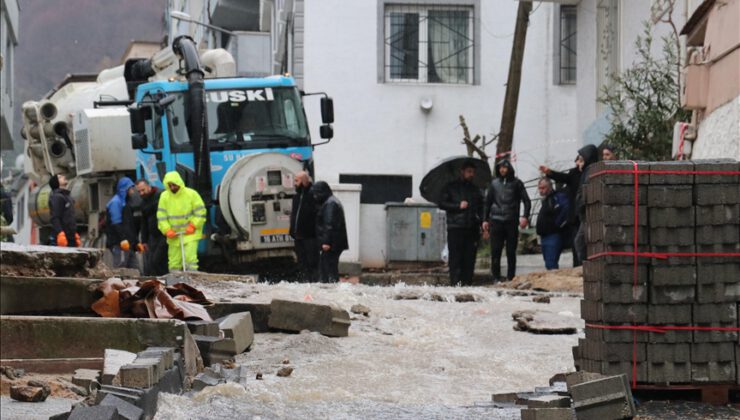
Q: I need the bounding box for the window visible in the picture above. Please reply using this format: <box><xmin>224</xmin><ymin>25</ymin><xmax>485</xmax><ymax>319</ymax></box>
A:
<box><xmin>558</xmin><ymin>6</ymin><xmax>577</xmax><ymax>84</ymax></box>
<box><xmin>339</xmin><ymin>174</ymin><xmax>412</xmax><ymax>204</ymax></box>
<box><xmin>383</xmin><ymin>4</ymin><xmax>475</xmax><ymax>84</ymax></box>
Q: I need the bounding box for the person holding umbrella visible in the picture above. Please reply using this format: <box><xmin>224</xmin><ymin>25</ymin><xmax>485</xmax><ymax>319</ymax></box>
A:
<box><xmin>438</xmin><ymin>160</ymin><xmax>485</xmax><ymax>286</ymax></box>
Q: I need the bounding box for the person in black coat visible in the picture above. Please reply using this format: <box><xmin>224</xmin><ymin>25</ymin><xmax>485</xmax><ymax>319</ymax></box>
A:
<box><xmin>136</xmin><ymin>179</ymin><xmax>168</xmax><ymax>276</ymax></box>
<box><xmin>48</xmin><ymin>174</ymin><xmax>79</xmax><ymax>247</ymax></box>
<box><xmin>0</xmin><ymin>185</ymin><xmax>14</xmax><ymax>242</ymax></box>
<box><xmin>482</xmin><ymin>159</ymin><xmax>531</xmax><ymax>282</ymax></box>
<box><xmin>312</xmin><ymin>181</ymin><xmax>348</xmax><ymax>283</ymax></box>
<box><xmin>439</xmin><ymin>161</ymin><xmax>484</xmax><ymax>286</ymax></box>
<box><xmin>536</xmin><ymin>178</ymin><xmax>564</xmax><ymax>270</ymax></box>
<box><xmin>538</xmin><ymin>144</ymin><xmax>599</xmax><ymax>266</ymax></box>
<box><xmin>290</xmin><ymin>171</ymin><xmax>319</xmax><ymax>282</ymax></box>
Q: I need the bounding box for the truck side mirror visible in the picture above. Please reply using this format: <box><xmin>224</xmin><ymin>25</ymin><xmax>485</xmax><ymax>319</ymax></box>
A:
<box><xmin>320</xmin><ymin>97</ymin><xmax>334</xmax><ymax>124</ymax></box>
<box><xmin>131</xmin><ymin>133</ymin><xmax>148</xmax><ymax>149</ymax></box>
<box><xmin>319</xmin><ymin>124</ymin><xmax>333</xmax><ymax>140</ymax></box>
<box><xmin>129</xmin><ymin>106</ymin><xmax>150</xmax><ymax>149</ymax></box>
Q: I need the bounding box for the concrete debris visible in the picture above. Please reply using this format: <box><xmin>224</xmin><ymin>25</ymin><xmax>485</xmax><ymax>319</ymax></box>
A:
<box><xmin>0</xmin><ymin>365</ymin><xmax>24</xmax><ymax>379</ymax></box>
<box><xmin>98</xmin><ymin>394</ymin><xmax>144</xmax><ymax>420</ymax></box>
<box><xmin>72</xmin><ymin>368</ymin><xmax>101</xmax><ymax>391</ymax></box>
<box><xmin>10</xmin><ymin>384</ymin><xmax>50</xmax><ymax>402</ymax></box>
<box><xmin>68</xmin><ymin>405</ymin><xmax>119</xmax><ymax>420</ymax></box>
<box><xmin>0</xmin><ymin>243</ymin><xmax>105</xmax><ymax>278</ymax></box>
<box><xmin>268</xmin><ymin>299</ymin><xmax>351</xmax><ymax>337</ymax></box>
<box><xmin>276</xmin><ymin>367</ymin><xmax>294</xmax><ymax>377</ymax></box>
<box><xmin>350</xmin><ymin>304</ymin><xmax>371</xmax><ymax>316</ymax></box>
<box><xmin>206</xmin><ymin>302</ymin><xmax>271</xmax><ymax>333</ymax></box>
<box><xmin>533</xmin><ymin>296</ymin><xmax>551</xmax><ymax>304</ymax></box>
<box><xmin>454</xmin><ymin>293</ymin><xmax>477</xmax><ymax>302</ymax></box>
<box><xmin>103</xmin><ymin>349</ymin><xmax>137</xmax><ymax>385</ymax></box>
<box><xmin>218</xmin><ymin>312</ymin><xmax>255</xmax><ymax>354</ymax></box>
<box><xmin>186</xmin><ymin>320</ymin><xmax>221</xmax><ymax>337</ymax></box>
<box><xmin>512</xmin><ymin>310</ymin><xmax>581</xmax><ymax>335</ymax></box>
<box><xmin>570</xmin><ymin>374</ymin><xmax>635</xmax><ymax>419</ymax></box>
<box><xmin>520</xmin><ymin>408</ymin><xmax>575</xmax><ymax>420</ymax></box>
<box><xmin>57</xmin><ymin>377</ymin><xmax>89</xmax><ymax>397</ymax></box>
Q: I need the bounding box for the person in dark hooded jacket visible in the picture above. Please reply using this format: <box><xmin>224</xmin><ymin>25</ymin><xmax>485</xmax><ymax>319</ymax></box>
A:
<box><xmin>106</xmin><ymin>177</ymin><xmax>140</xmax><ymax>270</ymax></box>
<box><xmin>482</xmin><ymin>160</ymin><xmax>531</xmax><ymax>282</ymax></box>
<box><xmin>538</xmin><ymin>144</ymin><xmax>599</xmax><ymax>266</ymax></box>
<box><xmin>312</xmin><ymin>181</ymin><xmax>348</xmax><ymax>283</ymax></box>
<box><xmin>572</xmin><ymin>144</ymin><xmax>599</xmax><ymax>263</ymax></box>
<box><xmin>136</xmin><ymin>179</ymin><xmax>168</xmax><ymax>276</ymax></box>
<box><xmin>290</xmin><ymin>171</ymin><xmax>319</xmax><ymax>282</ymax></box>
<box><xmin>48</xmin><ymin>174</ymin><xmax>79</xmax><ymax>247</ymax></box>
<box><xmin>439</xmin><ymin>160</ymin><xmax>484</xmax><ymax>286</ymax></box>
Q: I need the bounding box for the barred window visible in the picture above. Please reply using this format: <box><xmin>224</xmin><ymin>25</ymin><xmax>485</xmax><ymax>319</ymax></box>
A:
<box><xmin>384</xmin><ymin>4</ymin><xmax>475</xmax><ymax>84</ymax></box>
<box><xmin>559</xmin><ymin>6</ymin><xmax>577</xmax><ymax>84</ymax></box>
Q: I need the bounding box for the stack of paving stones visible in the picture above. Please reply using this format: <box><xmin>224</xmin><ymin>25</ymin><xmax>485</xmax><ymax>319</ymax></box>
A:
<box><xmin>576</xmin><ymin>159</ymin><xmax>740</xmax><ymax>387</ymax></box>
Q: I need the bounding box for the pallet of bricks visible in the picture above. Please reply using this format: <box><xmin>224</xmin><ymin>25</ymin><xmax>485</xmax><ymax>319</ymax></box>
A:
<box><xmin>575</xmin><ymin>159</ymin><xmax>740</xmax><ymax>396</ymax></box>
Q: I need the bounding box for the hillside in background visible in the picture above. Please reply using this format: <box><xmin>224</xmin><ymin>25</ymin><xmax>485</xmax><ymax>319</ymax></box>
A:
<box><xmin>10</xmin><ymin>0</ymin><xmax>167</xmax><ymax>156</ymax></box>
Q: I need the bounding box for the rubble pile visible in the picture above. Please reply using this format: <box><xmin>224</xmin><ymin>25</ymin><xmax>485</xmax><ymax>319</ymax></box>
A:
<box><xmin>575</xmin><ymin>159</ymin><xmax>740</xmax><ymax>384</ymax></box>
<box><xmin>0</xmin><ymin>243</ymin><xmax>108</xmax><ymax>278</ymax></box>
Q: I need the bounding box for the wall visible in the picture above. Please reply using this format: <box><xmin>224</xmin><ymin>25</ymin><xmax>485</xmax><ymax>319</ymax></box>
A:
<box><xmin>331</xmin><ymin>183</ymin><xmax>361</xmax><ymax>263</ymax></box>
<box><xmin>302</xmin><ymin>0</ymin><xmax>580</xmax><ymax>194</ymax></box>
<box><xmin>0</xmin><ymin>0</ymin><xmax>19</xmax><ymax>152</ymax></box>
<box><xmin>693</xmin><ymin>96</ymin><xmax>740</xmax><ymax>161</ymax></box>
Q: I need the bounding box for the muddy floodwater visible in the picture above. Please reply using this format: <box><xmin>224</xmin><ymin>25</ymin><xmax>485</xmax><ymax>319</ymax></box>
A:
<box><xmin>155</xmin><ymin>281</ymin><xmax>582</xmax><ymax>419</ymax></box>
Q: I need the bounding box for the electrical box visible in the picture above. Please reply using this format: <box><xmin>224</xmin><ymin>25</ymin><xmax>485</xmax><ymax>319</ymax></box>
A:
<box><xmin>386</xmin><ymin>203</ymin><xmax>446</xmax><ymax>262</ymax></box>
<box><xmin>73</xmin><ymin>108</ymin><xmax>137</xmax><ymax>175</ymax></box>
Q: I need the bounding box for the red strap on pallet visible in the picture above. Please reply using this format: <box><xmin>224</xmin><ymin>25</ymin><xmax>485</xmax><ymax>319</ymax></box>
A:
<box><xmin>585</xmin><ymin>162</ymin><xmax>740</xmax><ymax>388</ymax></box>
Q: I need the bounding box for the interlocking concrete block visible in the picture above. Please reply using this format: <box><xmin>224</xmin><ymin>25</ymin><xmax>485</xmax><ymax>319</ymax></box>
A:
<box><xmin>691</xmin><ymin>342</ymin><xmax>735</xmax><ymax>362</ymax></box>
<box><xmin>206</xmin><ymin>302</ymin><xmax>271</xmax><ymax>333</ymax></box>
<box><xmin>693</xmin><ymin>322</ymin><xmax>738</xmax><ymax>343</ymax></box>
<box><xmin>119</xmin><ymin>363</ymin><xmax>154</xmax><ymax>389</ymax></box>
<box><xmin>588</xmin><ymin>161</ymin><xmax>650</xmax><ymax>185</ymax></box>
<box><xmin>587</xmin><ymin>205</ymin><xmax>647</xmax><ymax>226</ymax></box>
<box><xmin>583</xmin><ymin>281</ymin><xmax>646</xmax><ymax>304</ymax></box>
<box><xmin>650</xmin><ymin>226</ymin><xmax>695</xmax><ymax>246</ymax></box>
<box><xmin>601</xmin><ymin>361</ymin><xmax>648</xmax><ymax>384</ymax></box>
<box><xmin>580</xmin><ymin>301</ymin><xmax>647</xmax><ymax>323</ymax></box>
<box><xmin>696</xmin><ymin>224</ymin><xmax>740</xmax><ymax>245</ymax></box>
<box><xmin>649</xmin><ymin>245</ymin><xmax>697</xmax><ymax>266</ymax></box>
<box><xmin>648</xmin><ymin>185</ymin><xmax>694</xmax><ymax>208</ymax></box>
<box><xmin>647</xmin><ymin>361</ymin><xmax>691</xmax><ymax>384</ymax></box>
<box><xmin>564</xmin><ymin>371</ymin><xmax>605</xmax><ymax>391</ymax></box>
<box><xmin>692</xmin><ymin>362</ymin><xmax>736</xmax><ymax>382</ymax></box>
<box><xmin>186</xmin><ymin>320</ymin><xmax>221</xmax><ymax>337</ymax></box>
<box><xmin>585</xmin><ymin>325</ymin><xmax>648</xmax><ymax>343</ymax></box>
<box><xmin>98</xmin><ymin>394</ymin><xmax>144</xmax><ymax>420</ymax></box>
<box><xmin>570</xmin><ymin>374</ymin><xmax>635</xmax><ymax>419</ymax></box>
<box><xmin>697</xmin><ymin>282</ymin><xmax>740</xmax><ymax>303</ymax></box>
<box><xmin>268</xmin><ymin>299</ymin><xmax>351</xmax><ymax>337</ymax></box>
<box><xmin>587</xmin><ymin>224</ymin><xmax>649</xmax><ymax>245</ymax></box>
<box><xmin>693</xmin><ymin>159</ymin><xmax>740</xmax><ymax>184</ymax></box>
<box><xmin>649</xmin><ymin>207</ymin><xmax>695</xmax><ymax>228</ymax></box>
<box><xmin>696</xmin><ymin>204</ymin><xmax>740</xmax><ymax>225</ymax></box>
<box><xmin>650</xmin><ymin>266</ymin><xmax>696</xmax><ymax>286</ymax></box>
<box><xmin>647</xmin><ymin>343</ymin><xmax>690</xmax><ymax>363</ymax></box>
<box><xmin>72</xmin><ymin>368</ymin><xmax>100</xmax><ymax>391</ymax></box>
<box><xmin>697</xmin><ymin>263</ymin><xmax>740</xmax><ymax>284</ymax></box>
<box><xmin>586</xmin><ymin>183</ymin><xmax>647</xmax><ymax>205</ymax></box>
<box><xmin>97</xmin><ymin>365</ymin><xmax>182</xmax><ymax>420</ymax></box>
<box><xmin>520</xmin><ymin>408</ymin><xmax>574</xmax><ymax>420</ymax></box>
<box><xmin>649</xmin><ymin>285</ymin><xmax>696</xmax><ymax>304</ymax></box>
<box><xmin>693</xmin><ymin>303</ymin><xmax>737</xmax><ymax>324</ymax></box>
<box><xmin>217</xmin><ymin>312</ymin><xmax>254</xmax><ymax>354</ymax></box>
<box><xmin>193</xmin><ymin>335</ymin><xmax>228</xmax><ymax>366</ymax></box>
<box><xmin>582</xmin><ymin>261</ymin><xmax>648</xmax><ymax>284</ymax></box>
<box><xmin>649</xmin><ymin>161</ymin><xmax>695</xmax><ymax>185</ymax></box>
<box><xmin>68</xmin><ymin>405</ymin><xmax>118</xmax><ymax>420</ymax></box>
<box><xmin>525</xmin><ymin>395</ymin><xmax>572</xmax><ymax>408</ymax></box>
<box><xmin>648</xmin><ymin>304</ymin><xmax>692</xmax><ymax>325</ymax></box>
<box><xmin>648</xmin><ymin>329</ymin><xmax>693</xmax><ymax>344</ymax></box>
<box><xmin>695</xmin><ymin>184</ymin><xmax>740</xmax><ymax>205</ymax></box>
<box><xmin>142</xmin><ymin>347</ymin><xmax>175</xmax><ymax>370</ymax></box>
<box><xmin>582</xmin><ymin>339</ymin><xmax>645</xmax><ymax>362</ymax></box>
<box><xmin>695</xmin><ymin>243</ymin><xmax>740</xmax><ymax>264</ymax></box>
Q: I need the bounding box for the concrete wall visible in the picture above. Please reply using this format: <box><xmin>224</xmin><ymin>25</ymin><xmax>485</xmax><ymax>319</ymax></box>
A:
<box><xmin>692</xmin><ymin>97</ymin><xmax>740</xmax><ymax>160</ymax></box>
<box><xmin>359</xmin><ymin>204</ymin><xmax>386</xmax><ymax>268</ymax></box>
<box><xmin>302</xmin><ymin>0</ymin><xmax>579</xmax><ymax>191</ymax></box>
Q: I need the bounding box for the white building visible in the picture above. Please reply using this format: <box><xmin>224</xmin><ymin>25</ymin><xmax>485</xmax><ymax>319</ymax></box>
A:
<box><xmin>1</xmin><ymin>0</ymin><xmax>20</xmax><ymax>153</ymax></box>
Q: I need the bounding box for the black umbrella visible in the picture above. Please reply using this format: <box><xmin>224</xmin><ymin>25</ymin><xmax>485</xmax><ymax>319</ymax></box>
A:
<box><xmin>419</xmin><ymin>156</ymin><xmax>492</xmax><ymax>205</ymax></box>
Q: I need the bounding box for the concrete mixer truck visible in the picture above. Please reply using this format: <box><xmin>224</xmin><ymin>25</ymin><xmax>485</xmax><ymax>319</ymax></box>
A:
<box><xmin>21</xmin><ymin>36</ymin><xmax>334</xmax><ymax>269</ymax></box>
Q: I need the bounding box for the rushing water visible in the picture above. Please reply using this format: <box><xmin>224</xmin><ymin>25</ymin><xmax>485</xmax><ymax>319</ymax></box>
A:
<box><xmin>155</xmin><ymin>281</ymin><xmax>582</xmax><ymax>419</ymax></box>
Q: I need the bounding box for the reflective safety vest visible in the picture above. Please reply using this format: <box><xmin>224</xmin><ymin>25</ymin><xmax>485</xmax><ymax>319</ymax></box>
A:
<box><xmin>157</xmin><ymin>172</ymin><xmax>207</xmax><ymax>244</ymax></box>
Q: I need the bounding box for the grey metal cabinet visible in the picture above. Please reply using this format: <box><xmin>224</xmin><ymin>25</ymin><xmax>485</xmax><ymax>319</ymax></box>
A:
<box><xmin>386</xmin><ymin>203</ymin><xmax>446</xmax><ymax>262</ymax></box>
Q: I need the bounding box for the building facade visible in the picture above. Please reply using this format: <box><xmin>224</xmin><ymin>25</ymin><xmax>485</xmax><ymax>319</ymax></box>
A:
<box><xmin>1</xmin><ymin>0</ymin><xmax>20</xmax><ymax>153</ymax></box>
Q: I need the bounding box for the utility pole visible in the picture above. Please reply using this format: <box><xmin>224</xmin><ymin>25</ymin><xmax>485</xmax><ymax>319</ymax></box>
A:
<box><xmin>496</xmin><ymin>1</ymin><xmax>532</xmax><ymax>162</ymax></box>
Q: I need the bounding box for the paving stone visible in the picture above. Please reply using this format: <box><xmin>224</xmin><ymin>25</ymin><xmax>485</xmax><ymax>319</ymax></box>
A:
<box><xmin>133</xmin><ymin>357</ymin><xmax>164</xmax><ymax>381</ymax></box>
<box><xmin>648</xmin><ymin>304</ymin><xmax>692</xmax><ymax>325</ymax></box>
<box><xmin>102</xmin><ymin>349</ymin><xmax>137</xmax><ymax>385</ymax></box>
<box><xmin>691</xmin><ymin>343</ymin><xmax>736</xmax><ymax>362</ymax></box>
<box><xmin>693</xmin><ymin>322</ymin><xmax>738</xmax><ymax>343</ymax></box>
<box><xmin>268</xmin><ymin>299</ymin><xmax>351</xmax><ymax>337</ymax></box>
<box><xmin>491</xmin><ymin>392</ymin><xmax>519</xmax><ymax>404</ymax></box>
<box><xmin>585</xmin><ymin>325</ymin><xmax>648</xmax><ymax>343</ymax></box>
<box><xmin>647</xmin><ymin>343</ymin><xmax>691</xmax><ymax>363</ymax></box>
<box><xmin>649</xmin><ymin>285</ymin><xmax>696</xmax><ymax>304</ymax></box>
<box><xmin>581</xmin><ymin>338</ymin><xmax>645</xmax><ymax>362</ymax></box>
<box><xmin>71</xmin><ymin>369</ymin><xmax>100</xmax><ymax>391</ymax></box>
<box><xmin>119</xmin><ymin>363</ymin><xmax>154</xmax><ymax>389</ymax></box>
<box><xmin>693</xmin><ymin>303</ymin><xmax>737</xmax><ymax>324</ymax></box>
<box><xmin>647</xmin><ymin>361</ymin><xmax>691</xmax><ymax>384</ymax></box>
<box><xmin>647</xmin><ymin>328</ymin><xmax>693</xmax><ymax>344</ymax></box>
<box><xmin>520</xmin><ymin>407</ymin><xmax>574</xmax><ymax>420</ymax></box>
<box><xmin>697</xmin><ymin>263</ymin><xmax>740</xmax><ymax>284</ymax></box>
<box><xmin>650</xmin><ymin>265</ymin><xmax>696</xmax><ymax>286</ymax></box>
<box><xmin>68</xmin><ymin>405</ymin><xmax>118</xmax><ymax>420</ymax></box>
<box><xmin>649</xmin><ymin>207</ymin><xmax>695</xmax><ymax>227</ymax></box>
<box><xmin>582</xmin><ymin>261</ymin><xmax>648</xmax><ymax>284</ymax></box>
<box><xmin>601</xmin><ymin>361</ymin><xmax>648</xmax><ymax>384</ymax></box>
<box><xmin>580</xmin><ymin>301</ymin><xmax>647</xmax><ymax>323</ymax></box>
<box><xmin>695</xmin><ymin>243</ymin><xmax>740</xmax><ymax>264</ymax></box>
<box><xmin>587</xmin><ymin>205</ymin><xmax>647</xmax><ymax>226</ymax></box>
<box><xmin>587</xmin><ymin>224</ymin><xmax>649</xmax><ymax>245</ymax></box>
<box><xmin>98</xmin><ymin>394</ymin><xmax>144</xmax><ymax>420</ymax></box>
<box><xmin>583</xmin><ymin>281</ymin><xmax>646</xmax><ymax>304</ymax></box>
<box><xmin>691</xmin><ymin>361</ymin><xmax>736</xmax><ymax>382</ymax></box>
<box><xmin>217</xmin><ymin>312</ymin><xmax>254</xmax><ymax>354</ymax></box>
<box><xmin>696</xmin><ymin>224</ymin><xmax>740</xmax><ymax>244</ymax></box>
<box><xmin>193</xmin><ymin>335</ymin><xmax>228</xmax><ymax>366</ymax></box>
<box><xmin>585</xmin><ymin>183</ymin><xmax>647</xmax><ymax>205</ymax></box>
<box><xmin>693</xmin><ymin>159</ymin><xmax>740</xmax><ymax>184</ymax></box>
<box><xmin>97</xmin><ymin>365</ymin><xmax>182</xmax><ymax>420</ymax></box>
<box><xmin>564</xmin><ymin>371</ymin><xmax>604</xmax><ymax>391</ymax></box>
<box><xmin>697</xmin><ymin>282</ymin><xmax>740</xmax><ymax>303</ymax></box>
<box><xmin>649</xmin><ymin>226</ymin><xmax>695</xmax><ymax>246</ymax></box>
<box><xmin>649</xmin><ymin>245</ymin><xmax>696</xmax><ymax>266</ymax></box>
<box><xmin>695</xmin><ymin>184</ymin><xmax>740</xmax><ymax>205</ymax></box>
<box><xmin>206</xmin><ymin>302</ymin><xmax>271</xmax><ymax>333</ymax></box>
<box><xmin>649</xmin><ymin>161</ymin><xmax>695</xmax><ymax>184</ymax></box>
<box><xmin>570</xmin><ymin>374</ymin><xmax>635</xmax><ymax>419</ymax></box>
<box><xmin>588</xmin><ymin>161</ymin><xmax>650</xmax><ymax>185</ymax></box>
<box><xmin>695</xmin><ymin>204</ymin><xmax>740</xmax><ymax>225</ymax></box>
<box><xmin>142</xmin><ymin>347</ymin><xmax>175</xmax><ymax>370</ymax></box>
<box><xmin>186</xmin><ymin>320</ymin><xmax>221</xmax><ymax>337</ymax></box>
<box><xmin>647</xmin><ymin>185</ymin><xmax>694</xmax><ymax>208</ymax></box>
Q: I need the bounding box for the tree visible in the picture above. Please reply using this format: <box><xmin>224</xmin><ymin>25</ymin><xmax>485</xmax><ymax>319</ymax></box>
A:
<box><xmin>598</xmin><ymin>22</ymin><xmax>690</xmax><ymax>161</ymax></box>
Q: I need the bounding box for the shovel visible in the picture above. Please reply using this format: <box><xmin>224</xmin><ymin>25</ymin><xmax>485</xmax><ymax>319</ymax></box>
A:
<box><xmin>178</xmin><ymin>232</ymin><xmax>187</xmax><ymax>272</ymax></box>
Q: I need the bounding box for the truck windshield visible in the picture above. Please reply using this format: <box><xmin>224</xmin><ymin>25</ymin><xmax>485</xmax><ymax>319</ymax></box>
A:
<box><xmin>169</xmin><ymin>87</ymin><xmax>310</xmax><ymax>150</ymax></box>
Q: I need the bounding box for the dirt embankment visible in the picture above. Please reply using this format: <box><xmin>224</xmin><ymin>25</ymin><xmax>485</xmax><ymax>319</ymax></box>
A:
<box><xmin>500</xmin><ymin>267</ymin><xmax>583</xmax><ymax>294</ymax></box>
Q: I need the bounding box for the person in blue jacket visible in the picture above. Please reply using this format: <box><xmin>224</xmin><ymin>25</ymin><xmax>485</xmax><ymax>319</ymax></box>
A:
<box><xmin>106</xmin><ymin>177</ymin><xmax>140</xmax><ymax>271</ymax></box>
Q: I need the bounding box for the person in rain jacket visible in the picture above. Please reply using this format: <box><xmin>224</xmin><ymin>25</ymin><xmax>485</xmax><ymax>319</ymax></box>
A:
<box><xmin>312</xmin><ymin>181</ymin><xmax>348</xmax><ymax>283</ymax></box>
<box><xmin>48</xmin><ymin>174</ymin><xmax>80</xmax><ymax>247</ymax></box>
<box><xmin>106</xmin><ymin>177</ymin><xmax>140</xmax><ymax>270</ymax></box>
<box><xmin>136</xmin><ymin>179</ymin><xmax>168</xmax><ymax>276</ymax></box>
<box><xmin>482</xmin><ymin>159</ymin><xmax>531</xmax><ymax>282</ymax></box>
<box><xmin>289</xmin><ymin>171</ymin><xmax>318</xmax><ymax>282</ymax></box>
<box><xmin>157</xmin><ymin>172</ymin><xmax>207</xmax><ymax>271</ymax></box>
<box><xmin>572</xmin><ymin>144</ymin><xmax>599</xmax><ymax>263</ymax></box>
<box><xmin>438</xmin><ymin>160</ymin><xmax>484</xmax><ymax>286</ymax></box>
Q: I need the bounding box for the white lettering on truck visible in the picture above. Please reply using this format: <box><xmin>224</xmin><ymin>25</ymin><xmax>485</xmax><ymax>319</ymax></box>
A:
<box><xmin>207</xmin><ymin>88</ymin><xmax>274</xmax><ymax>103</ymax></box>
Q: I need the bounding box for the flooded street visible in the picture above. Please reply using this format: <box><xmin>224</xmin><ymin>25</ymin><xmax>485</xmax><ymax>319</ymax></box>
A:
<box><xmin>155</xmin><ymin>281</ymin><xmax>582</xmax><ymax>419</ymax></box>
